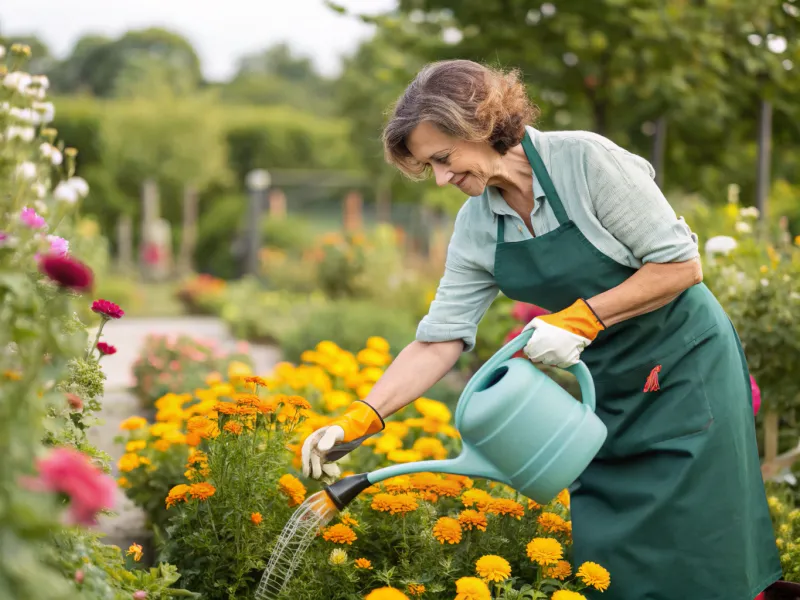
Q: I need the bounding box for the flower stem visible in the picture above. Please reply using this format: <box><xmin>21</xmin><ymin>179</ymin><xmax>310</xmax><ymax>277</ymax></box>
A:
<box><xmin>87</xmin><ymin>318</ymin><xmax>107</xmax><ymax>359</ymax></box>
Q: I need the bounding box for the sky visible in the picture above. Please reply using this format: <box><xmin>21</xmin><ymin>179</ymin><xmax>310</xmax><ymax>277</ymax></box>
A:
<box><xmin>0</xmin><ymin>0</ymin><xmax>397</xmax><ymax>80</ymax></box>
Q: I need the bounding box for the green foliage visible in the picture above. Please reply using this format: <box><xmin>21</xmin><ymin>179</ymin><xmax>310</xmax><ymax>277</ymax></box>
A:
<box><xmin>261</xmin><ymin>214</ymin><xmax>316</xmax><ymax>254</ymax></box>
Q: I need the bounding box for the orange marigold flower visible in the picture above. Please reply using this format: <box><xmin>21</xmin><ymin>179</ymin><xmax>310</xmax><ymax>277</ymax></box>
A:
<box><xmin>412</xmin><ymin>437</ymin><xmax>447</xmax><ymax>460</ymax></box>
<box><xmin>444</xmin><ymin>474</ymin><xmax>474</xmax><ymax>489</ymax></box>
<box><xmin>370</xmin><ymin>492</ymin><xmax>418</xmax><ymax>515</ymax></box>
<box><xmin>407</xmin><ymin>583</ymin><xmax>426</xmax><ymax>596</ymax></box>
<box><xmin>340</xmin><ymin>512</ymin><xmax>358</xmax><ymax>527</ymax></box>
<box><xmin>186</xmin><ymin>416</ymin><xmax>219</xmax><ymax>439</ymax></box>
<box><xmin>223</xmin><ymin>420</ymin><xmax>243</xmax><ymax>435</ymax></box>
<box><xmin>487</xmin><ymin>498</ymin><xmax>524</xmax><ymax>520</ymax></box>
<box><xmin>543</xmin><ymin>560</ymin><xmax>572</xmax><ymax>580</ymax></box>
<box><xmin>387</xmin><ymin>449</ymin><xmax>423</xmax><ymax>463</ymax></box>
<box><xmin>188</xmin><ymin>482</ymin><xmax>216</xmax><ymax>501</ymax></box>
<box><xmin>433</xmin><ymin>516</ymin><xmax>462</xmax><ymax>544</ymax></box>
<box><xmin>166</xmin><ymin>484</ymin><xmax>191</xmax><ymax>508</ymax></box>
<box><xmin>475</xmin><ymin>555</ymin><xmax>511</xmax><ymax>582</ymax></box>
<box><xmin>244</xmin><ymin>376</ymin><xmax>269</xmax><ymax>388</ymax></box>
<box><xmin>354</xmin><ymin>557</ymin><xmax>373</xmax><ymax>569</ymax></box>
<box><xmin>322</xmin><ymin>523</ymin><xmax>357</xmax><ymax>545</ymax></box>
<box><xmin>461</xmin><ymin>489</ymin><xmax>493</xmax><ymax>511</ymax></box>
<box><xmin>527</xmin><ymin>498</ymin><xmax>542</xmax><ymax>511</ymax></box>
<box><xmin>538</xmin><ymin>511</ymin><xmax>569</xmax><ymax>534</ymax></box>
<box><xmin>278</xmin><ymin>473</ymin><xmax>307</xmax><ymax>506</ymax></box>
<box><xmin>120</xmin><ymin>416</ymin><xmax>148</xmax><ymax>431</ymax></box>
<box><xmin>286</xmin><ymin>395</ymin><xmax>311</xmax><ymax>409</ymax></box>
<box><xmin>576</xmin><ymin>561</ymin><xmax>611</xmax><ymax>592</ymax></box>
<box><xmin>214</xmin><ymin>402</ymin><xmax>239</xmax><ymax>415</ymax></box>
<box><xmin>432</xmin><ymin>479</ymin><xmax>462</xmax><ymax>498</ymax></box>
<box><xmin>556</xmin><ymin>489</ymin><xmax>570</xmax><ymax>508</ymax></box>
<box><xmin>126</xmin><ymin>543</ymin><xmax>143</xmax><ymax>562</ymax></box>
<box><xmin>251</xmin><ymin>512</ymin><xmax>263</xmax><ymax>525</ymax></box>
<box><xmin>383</xmin><ymin>476</ymin><xmax>412</xmax><ymax>494</ymax></box>
<box><xmin>526</xmin><ymin>537</ymin><xmax>563</xmax><ymax>565</ymax></box>
<box><xmin>255</xmin><ymin>399</ymin><xmax>275</xmax><ymax>414</ymax></box>
<box><xmin>458</xmin><ymin>509</ymin><xmax>488</xmax><ymax>532</ymax></box>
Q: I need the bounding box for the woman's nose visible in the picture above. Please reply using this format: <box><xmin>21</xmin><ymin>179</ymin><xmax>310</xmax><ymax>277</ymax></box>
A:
<box><xmin>432</xmin><ymin>165</ymin><xmax>452</xmax><ymax>187</ymax></box>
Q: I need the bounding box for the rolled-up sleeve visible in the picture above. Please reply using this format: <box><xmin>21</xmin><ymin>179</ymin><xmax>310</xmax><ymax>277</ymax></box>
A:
<box><xmin>416</xmin><ymin>205</ymin><xmax>499</xmax><ymax>352</ymax></box>
<box><xmin>581</xmin><ymin>139</ymin><xmax>699</xmax><ymax>264</ymax></box>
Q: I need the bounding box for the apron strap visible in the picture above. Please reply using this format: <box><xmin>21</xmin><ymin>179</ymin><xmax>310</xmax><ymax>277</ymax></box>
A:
<box><xmin>497</xmin><ymin>214</ymin><xmax>506</xmax><ymax>243</ymax></box>
<box><xmin>521</xmin><ymin>132</ymin><xmax>570</xmax><ymax>226</ymax></box>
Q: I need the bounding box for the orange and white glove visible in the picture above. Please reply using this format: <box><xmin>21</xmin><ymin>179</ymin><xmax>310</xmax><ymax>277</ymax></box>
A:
<box><xmin>300</xmin><ymin>400</ymin><xmax>384</xmax><ymax>481</ymax></box>
<box><xmin>522</xmin><ymin>299</ymin><xmax>605</xmax><ymax>368</ymax></box>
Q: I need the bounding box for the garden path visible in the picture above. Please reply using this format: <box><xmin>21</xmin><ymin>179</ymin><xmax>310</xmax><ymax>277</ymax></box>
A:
<box><xmin>86</xmin><ymin>316</ymin><xmax>282</xmax><ymax>557</ymax></box>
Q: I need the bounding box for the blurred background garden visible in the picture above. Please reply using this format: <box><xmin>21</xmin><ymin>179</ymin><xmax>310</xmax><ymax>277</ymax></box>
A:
<box><xmin>3</xmin><ymin>1</ymin><xmax>800</xmax><ymax>598</ymax></box>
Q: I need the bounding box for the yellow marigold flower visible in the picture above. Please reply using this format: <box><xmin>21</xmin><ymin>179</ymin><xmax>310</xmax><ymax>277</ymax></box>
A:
<box><xmin>439</xmin><ymin>424</ymin><xmax>461</xmax><ymax>439</ymax></box>
<box><xmin>433</xmin><ymin>516</ymin><xmax>462</xmax><ymax>544</ymax></box>
<box><xmin>162</xmin><ymin>430</ymin><xmax>187</xmax><ymax>445</ymax></box>
<box><xmin>387</xmin><ymin>449</ymin><xmax>423</xmax><ymax>463</ymax></box>
<box><xmin>458</xmin><ymin>509</ymin><xmax>487</xmax><ymax>532</ymax></box>
<box><xmin>412</xmin><ymin>437</ymin><xmax>447</xmax><ymax>460</ymax></box>
<box><xmin>251</xmin><ymin>512</ymin><xmax>263</xmax><ymax>525</ymax></box>
<box><xmin>126</xmin><ymin>543</ymin><xmax>143</xmax><ymax>562</ymax></box>
<box><xmin>357</xmin><ymin>348</ymin><xmax>390</xmax><ymax>367</ymax></box>
<box><xmin>316</xmin><ymin>340</ymin><xmax>341</xmax><ymax>355</ymax></box>
<box><xmin>328</xmin><ymin>548</ymin><xmax>348</xmax><ymax>565</ymax></box>
<box><xmin>407</xmin><ymin>583</ymin><xmax>425</xmax><ymax>596</ymax></box>
<box><xmin>340</xmin><ymin>512</ymin><xmax>358</xmax><ymax>527</ymax></box>
<box><xmin>538</xmin><ymin>511</ymin><xmax>568</xmax><ymax>533</ymax></box>
<box><xmin>118</xmin><ymin>453</ymin><xmax>141</xmax><ymax>473</ymax></box>
<box><xmin>322</xmin><ymin>523</ymin><xmax>357</xmax><ymax>545</ymax></box>
<box><xmin>577</xmin><ymin>561</ymin><xmax>610</xmax><ymax>592</ymax></box>
<box><xmin>153</xmin><ymin>440</ymin><xmax>171</xmax><ymax>453</ymax></box>
<box><xmin>354</xmin><ymin>557</ymin><xmax>373</xmax><ymax>569</ymax></box>
<box><xmin>556</xmin><ymin>488</ymin><xmax>570</xmax><ymax>508</ymax></box>
<box><xmin>413</xmin><ymin>398</ymin><xmax>451</xmax><ymax>423</ymax></box>
<box><xmin>454</xmin><ymin>576</ymin><xmax>491</xmax><ymax>600</ymax></box>
<box><xmin>487</xmin><ymin>498</ymin><xmax>524</xmax><ymax>519</ymax></box>
<box><xmin>149</xmin><ymin>422</ymin><xmax>180</xmax><ymax>437</ymax></box>
<box><xmin>373</xmin><ymin>434</ymin><xmax>404</xmax><ymax>454</ymax></box>
<box><xmin>370</xmin><ymin>492</ymin><xmax>418</xmax><ymax>515</ymax></box>
<box><xmin>360</xmin><ymin>367</ymin><xmax>385</xmax><ymax>383</ymax></box>
<box><xmin>383</xmin><ymin>421</ymin><xmax>410</xmax><ymax>439</ymax></box>
<box><xmin>324</xmin><ymin>390</ymin><xmax>354</xmax><ymax>412</ymax></box>
<box><xmin>166</xmin><ymin>484</ymin><xmax>191</xmax><ymax>508</ymax></box>
<box><xmin>366</xmin><ymin>336</ymin><xmax>390</xmax><ymax>353</ymax></box>
<box><xmin>3</xmin><ymin>369</ymin><xmax>22</xmax><ymax>381</ymax></box>
<box><xmin>364</xmin><ymin>587</ymin><xmax>409</xmax><ymax>600</ymax></box>
<box><xmin>527</xmin><ymin>498</ymin><xmax>542</xmax><ymax>511</ymax></box>
<box><xmin>278</xmin><ymin>474</ymin><xmax>307</xmax><ymax>506</ymax></box>
<box><xmin>544</xmin><ymin>560</ymin><xmax>573</xmax><ymax>580</ymax></box>
<box><xmin>552</xmin><ymin>592</ymin><xmax>587</xmax><ymax>600</ymax></box>
<box><xmin>356</xmin><ymin>383</ymin><xmax>374</xmax><ymax>400</ymax></box>
<box><xmin>384</xmin><ymin>476</ymin><xmax>412</xmax><ymax>494</ymax></box>
<box><xmin>223</xmin><ymin>421</ymin><xmax>243</xmax><ymax>435</ymax></box>
<box><xmin>526</xmin><ymin>537</ymin><xmax>563</xmax><ymax>565</ymax></box>
<box><xmin>120</xmin><ymin>416</ymin><xmax>148</xmax><ymax>431</ymax></box>
<box><xmin>117</xmin><ymin>476</ymin><xmax>131</xmax><ymax>489</ymax></box>
<box><xmin>188</xmin><ymin>482</ymin><xmax>216</xmax><ymax>501</ymax></box>
<box><xmin>125</xmin><ymin>440</ymin><xmax>147</xmax><ymax>452</ymax></box>
<box><xmin>227</xmin><ymin>360</ymin><xmax>253</xmax><ymax>381</ymax></box>
<box><xmin>475</xmin><ymin>555</ymin><xmax>511</xmax><ymax>582</ymax></box>
<box><xmin>461</xmin><ymin>489</ymin><xmax>493</xmax><ymax>511</ymax></box>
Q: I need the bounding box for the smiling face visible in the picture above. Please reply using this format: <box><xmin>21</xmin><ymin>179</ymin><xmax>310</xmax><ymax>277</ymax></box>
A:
<box><xmin>406</xmin><ymin>121</ymin><xmax>502</xmax><ymax>197</ymax></box>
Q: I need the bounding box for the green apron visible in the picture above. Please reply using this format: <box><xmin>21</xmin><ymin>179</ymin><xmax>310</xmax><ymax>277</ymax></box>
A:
<box><xmin>493</xmin><ymin>132</ymin><xmax>782</xmax><ymax>599</ymax></box>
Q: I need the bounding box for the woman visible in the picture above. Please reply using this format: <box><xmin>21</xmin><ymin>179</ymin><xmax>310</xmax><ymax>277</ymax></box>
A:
<box><xmin>300</xmin><ymin>59</ymin><xmax>780</xmax><ymax>599</ymax></box>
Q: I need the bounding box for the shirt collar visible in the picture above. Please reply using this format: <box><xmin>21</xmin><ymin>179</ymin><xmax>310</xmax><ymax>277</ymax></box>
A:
<box><xmin>485</xmin><ymin>126</ymin><xmax>547</xmax><ymax>218</ymax></box>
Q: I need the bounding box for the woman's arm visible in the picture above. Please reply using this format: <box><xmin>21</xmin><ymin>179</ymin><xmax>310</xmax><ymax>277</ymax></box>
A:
<box><xmin>363</xmin><ymin>339</ymin><xmax>464</xmax><ymax>418</ymax></box>
<box><xmin>588</xmin><ymin>257</ymin><xmax>703</xmax><ymax>327</ymax></box>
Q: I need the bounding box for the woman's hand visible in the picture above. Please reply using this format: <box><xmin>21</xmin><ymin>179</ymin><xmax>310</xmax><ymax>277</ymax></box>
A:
<box><xmin>523</xmin><ymin>299</ymin><xmax>605</xmax><ymax>367</ymax></box>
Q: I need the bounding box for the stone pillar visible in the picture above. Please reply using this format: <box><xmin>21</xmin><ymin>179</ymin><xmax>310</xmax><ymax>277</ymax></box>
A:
<box><xmin>116</xmin><ymin>214</ymin><xmax>133</xmax><ymax>273</ymax></box>
<box><xmin>177</xmin><ymin>185</ymin><xmax>198</xmax><ymax>277</ymax></box>
<box><xmin>343</xmin><ymin>190</ymin><xmax>363</xmax><ymax>232</ymax></box>
<box><xmin>140</xmin><ymin>179</ymin><xmax>160</xmax><ymax>280</ymax></box>
<box><xmin>268</xmin><ymin>188</ymin><xmax>287</xmax><ymax>220</ymax></box>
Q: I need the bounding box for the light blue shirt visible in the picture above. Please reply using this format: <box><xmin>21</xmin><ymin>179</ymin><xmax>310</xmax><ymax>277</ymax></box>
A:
<box><xmin>416</xmin><ymin>126</ymin><xmax>700</xmax><ymax>352</ymax></box>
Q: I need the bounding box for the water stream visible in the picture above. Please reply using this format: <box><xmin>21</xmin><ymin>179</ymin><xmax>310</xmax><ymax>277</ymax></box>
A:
<box><xmin>254</xmin><ymin>491</ymin><xmax>339</xmax><ymax>599</ymax></box>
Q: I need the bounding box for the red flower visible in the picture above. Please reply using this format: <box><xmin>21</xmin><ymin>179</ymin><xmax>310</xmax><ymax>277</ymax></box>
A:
<box><xmin>38</xmin><ymin>254</ymin><xmax>93</xmax><ymax>292</ymax></box>
<box><xmin>91</xmin><ymin>299</ymin><xmax>124</xmax><ymax>319</ymax></box>
<box><xmin>505</xmin><ymin>325</ymin><xmax>526</xmax><ymax>358</ymax></box>
<box><xmin>22</xmin><ymin>447</ymin><xmax>115</xmax><ymax>526</ymax></box>
<box><xmin>66</xmin><ymin>393</ymin><xmax>83</xmax><ymax>410</ymax></box>
<box><xmin>510</xmin><ymin>302</ymin><xmax>550</xmax><ymax>323</ymax></box>
<box><xmin>97</xmin><ymin>342</ymin><xmax>116</xmax><ymax>356</ymax></box>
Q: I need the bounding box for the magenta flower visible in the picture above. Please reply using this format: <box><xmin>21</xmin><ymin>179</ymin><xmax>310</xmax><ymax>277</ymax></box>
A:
<box><xmin>750</xmin><ymin>375</ymin><xmax>761</xmax><ymax>416</ymax></box>
<box><xmin>97</xmin><ymin>342</ymin><xmax>117</xmax><ymax>356</ymax></box>
<box><xmin>91</xmin><ymin>299</ymin><xmax>125</xmax><ymax>320</ymax></box>
<box><xmin>38</xmin><ymin>254</ymin><xmax>94</xmax><ymax>291</ymax></box>
<box><xmin>20</xmin><ymin>207</ymin><xmax>46</xmax><ymax>229</ymax></box>
<box><xmin>47</xmin><ymin>235</ymin><xmax>69</xmax><ymax>257</ymax></box>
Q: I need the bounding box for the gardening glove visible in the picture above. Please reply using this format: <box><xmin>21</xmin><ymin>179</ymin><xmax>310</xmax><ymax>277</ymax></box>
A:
<box><xmin>301</xmin><ymin>400</ymin><xmax>384</xmax><ymax>482</ymax></box>
<box><xmin>522</xmin><ymin>299</ymin><xmax>605</xmax><ymax>368</ymax></box>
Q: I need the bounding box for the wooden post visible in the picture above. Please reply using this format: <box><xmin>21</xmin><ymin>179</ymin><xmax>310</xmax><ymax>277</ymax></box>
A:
<box><xmin>343</xmin><ymin>190</ymin><xmax>363</xmax><ymax>232</ymax></box>
<box><xmin>268</xmin><ymin>188</ymin><xmax>287</xmax><ymax>220</ymax></box>
<box><xmin>140</xmin><ymin>179</ymin><xmax>160</xmax><ymax>280</ymax></box>
<box><xmin>116</xmin><ymin>214</ymin><xmax>133</xmax><ymax>273</ymax></box>
<box><xmin>755</xmin><ymin>99</ymin><xmax>772</xmax><ymax>221</ymax></box>
<box><xmin>177</xmin><ymin>184</ymin><xmax>198</xmax><ymax>277</ymax></box>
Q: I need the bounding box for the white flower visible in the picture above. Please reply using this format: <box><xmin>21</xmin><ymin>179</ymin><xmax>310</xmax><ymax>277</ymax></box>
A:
<box><xmin>31</xmin><ymin>75</ymin><xmax>49</xmax><ymax>90</ymax></box>
<box><xmin>50</xmin><ymin>148</ymin><xmax>63</xmax><ymax>166</ymax></box>
<box><xmin>15</xmin><ymin>161</ymin><xmax>37</xmax><ymax>180</ymax></box>
<box><xmin>6</xmin><ymin>126</ymin><xmax>35</xmax><ymax>142</ymax></box>
<box><xmin>40</xmin><ymin>142</ymin><xmax>54</xmax><ymax>158</ymax></box>
<box><xmin>32</xmin><ymin>101</ymin><xmax>54</xmax><ymax>123</ymax></box>
<box><xmin>328</xmin><ymin>548</ymin><xmax>348</xmax><ymax>565</ymax></box>
<box><xmin>3</xmin><ymin>71</ymin><xmax>32</xmax><ymax>94</ymax></box>
<box><xmin>9</xmin><ymin>107</ymin><xmax>38</xmax><ymax>124</ymax></box>
<box><xmin>0</xmin><ymin>46</ymin><xmax>6</xmax><ymax>60</ymax></box>
<box><xmin>32</xmin><ymin>182</ymin><xmax>47</xmax><ymax>198</ymax></box>
<box><xmin>704</xmin><ymin>235</ymin><xmax>738</xmax><ymax>257</ymax></box>
<box><xmin>67</xmin><ymin>177</ymin><xmax>90</xmax><ymax>198</ymax></box>
<box><xmin>53</xmin><ymin>181</ymin><xmax>79</xmax><ymax>204</ymax></box>
<box><xmin>0</xmin><ymin>102</ymin><xmax>9</xmax><ymax>113</ymax></box>
<box><xmin>739</xmin><ymin>206</ymin><xmax>760</xmax><ymax>219</ymax></box>
<box><xmin>760</xmin><ymin>278</ymin><xmax>769</xmax><ymax>287</ymax></box>
<box><xmin>735</xmin><ymin>221</ymin><xmax>752</xmax><ymax>234</ymax></box>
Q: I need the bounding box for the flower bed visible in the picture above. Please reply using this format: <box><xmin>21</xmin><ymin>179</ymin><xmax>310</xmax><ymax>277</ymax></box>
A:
<box><xmin>117</xmin><ymin>337</ymin><xmax>610</xmax><ymax>599</ymax></box>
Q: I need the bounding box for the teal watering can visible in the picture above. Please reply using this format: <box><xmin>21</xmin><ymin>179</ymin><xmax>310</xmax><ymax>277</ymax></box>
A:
<box><xmin>324</xmin><ymin>329</ymin><xmax>608</xmax><ymax>509</ymax></box>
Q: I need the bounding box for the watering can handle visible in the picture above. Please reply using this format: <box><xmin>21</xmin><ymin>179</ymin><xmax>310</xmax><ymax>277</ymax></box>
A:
<box><xmin>456</xmin><ymin>329</ymin><xmax>597</xmax><ymax>419</ymax></box>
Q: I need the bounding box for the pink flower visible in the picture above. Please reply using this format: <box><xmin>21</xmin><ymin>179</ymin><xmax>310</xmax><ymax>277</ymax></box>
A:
<box><xmin>75</xmin><ymin>570</ymin><xmax>84</xmax><ymax>584</ymax></box>
<box><xmin>133</xmin><ymin>591</ymin><xmax>147</xmax><ymax>600</ymax></box>
<box><xmin>47</xmin><ymin>235</ymin><xmax>69</xmax><ymax>257</ymax></box>
<box><xmin>20</xmin><ymin>206</ymin><xmax>46</xmax><ymax>229</ymax></box>
<box><xmin>510</xmin><ymin>302</ymin><xmax>550</xmax><ymax>323</ymax></box>
<box><xmin>23</xmin><ymin>447</ymin><xmax>116</xmax><ymax>526</ymax></box>
<box><xmin>91</xmin><ymin>299</ymin><xmax>125</xmax><ymax>319</ymax></box>
<box><xmin>751</xmin><ymin>375</ymin><xmax>761</xmax><ymax>416</ymax></box>
<box><xmin>97</xmin><ymin>342</ymin><xmax>117</xmax><ymax>356</ymax></box>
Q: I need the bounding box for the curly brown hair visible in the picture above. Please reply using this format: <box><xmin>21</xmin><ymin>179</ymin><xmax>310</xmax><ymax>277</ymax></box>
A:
<box><xmin>382</xmin><ymin>59</ymin><xmax>540</xmax><ymax>180</ymax></box>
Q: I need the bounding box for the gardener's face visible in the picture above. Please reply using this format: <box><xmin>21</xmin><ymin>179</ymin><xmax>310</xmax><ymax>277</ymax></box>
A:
<box><xmin>406</xmin><ymin>121</ymin><xmax>500</xmax><ymax>197</ymax></box>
